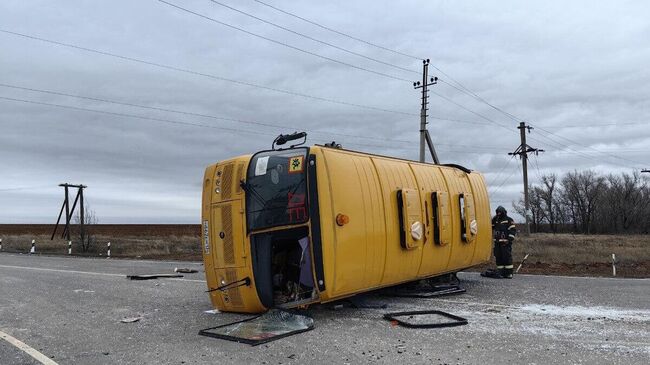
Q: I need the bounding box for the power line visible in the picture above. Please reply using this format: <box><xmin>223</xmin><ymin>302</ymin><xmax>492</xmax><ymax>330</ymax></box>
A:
<box><xmin>0</xmin><ymin>29</ymin><xmax>415</xmax><ymax>116</ymax></box>
<box><xmin>560</xmin><ymin>122</ymin><xmax>650</xmax><ymax>128</ymax></box>
<box><xmin>489</xmin><ymin>159</ymin><xmax>521</xmax><ymax>196</ymax></box>
<box><xmin>0</xmin><ymin>184</ymin><xmax>53</xmax><ymax>192</ymax></box>
<box><xmin>251</xmin><ymin>0</ymin><xmax>422</xmax><ymax>60</ymax></box>
<box><xmin>157</xmin><ymin>0</ymin><xmax>411</xmax><ymax>82</ymax></box>
<box><xmin>0</xmin><ymin>94</ymin><xmax>512</xmax><ymax>157</ymax></box>
<box><xmin>487</xmin><ymin>155</ymin><xmax>515</xmax><ymax>187</ymax></box>
<box><xmin>208</xmin><ymin>0</ymin><xmax>419</xmax><ymax>75</ymax></box>
<box><xmin>0</xmin><ymin>28</ymin><xmax>540</xmax><ymax>152</ymax></box>
<box><xmin>533</xmin><ymin>125</ymin><xmax>645</xmax><ymax>167</ymax></box>
<box><xmin>0</xmin><ymin>82</ymin><xmax>509</xmax><ymax>150</ymax></box>
<box><xmin>0</xmin><ymin>95</ymin><xmax>277</xmax><ymax>136</ymax></box>
<box><xmin>251</xmin><ymin>0</ymin><xmax>531</xmax><ymax>123</ymax></box>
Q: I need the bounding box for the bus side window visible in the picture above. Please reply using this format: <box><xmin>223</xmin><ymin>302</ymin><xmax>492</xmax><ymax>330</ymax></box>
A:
<box><xmin>459</xmin><ymin>193</ymin><xmax>467</xmax><ymax>242</ymax></box>
<box><xmin>464</xmin><ymin>193</ymin><xmax>477</xmax><ymax>242</ymax></box>
<box><xmin>431</xmin><ymin>192</ymin><xmax>440</xmax><ymax>245</ymax></box>
<box><xmin>459</xmin><ymin>193</ymin><xmax>476</xmax><ymax>243</ymax></box>
<box><xmin>433</xmin><ymin>191</ymin><xmax>451</xmax><ymax>246</ymax></box>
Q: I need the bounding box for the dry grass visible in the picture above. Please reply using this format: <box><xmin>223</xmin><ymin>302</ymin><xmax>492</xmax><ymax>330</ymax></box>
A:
<box><xmin>478</xmin><ymin>233</ymin><xmax>650</xmax><ymax>278</ymax></box>
<box><xmin>0</xmin><ymin>234</ymin><xmax>201</xmax><ymax>260</ymax></box>
<box><xmin>514</xmin><ymin>233</ymin><xmax>650</xmax><ymax>264</ymax></box>
<box><xmin>2</xmin><ymin>225</ymin><xmax>648</xmax><ymax>277</ymax></box>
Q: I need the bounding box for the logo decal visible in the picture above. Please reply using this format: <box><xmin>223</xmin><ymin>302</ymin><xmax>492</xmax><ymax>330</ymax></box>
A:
<box><xmin>288</xmin><ymin>156</ymin><xmax>304</xmax><ymax>173</ymax></box>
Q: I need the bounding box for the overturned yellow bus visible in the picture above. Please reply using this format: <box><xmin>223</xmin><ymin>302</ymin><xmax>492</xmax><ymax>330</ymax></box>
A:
<box><xmin>201</xmin><ymin>133</ymin><xmax>491</xmax><ymax>313</ymax></box>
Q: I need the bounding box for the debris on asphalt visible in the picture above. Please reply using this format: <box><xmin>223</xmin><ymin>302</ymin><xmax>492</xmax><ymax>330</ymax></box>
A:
<box><xmin>199</xmin><ymin>309</ymin><xmax>314</xmax><ymax>346</ymax></box>
<box><xmin>383</xmin><ymin>310</ymin><xmax>468</xmax><ymax>328</ymax></box>
<box><xmin>126</xmin><ymin>274</ymin><xmax>184</xmax><ymax>280</ymax></box>
<box><xmin>203</xmin><ymin>309</ymin><xmax>221</xmax><ymax>314</ymax></box>
<box><xmin>174</xmin><ymin>267</ymin><xmax>198</xmax><ymax>273</ymax></box>
<box><xmin>120</xmin><ymin>317</ymin><xmax>143</xmax><ymax>323</ymax></box>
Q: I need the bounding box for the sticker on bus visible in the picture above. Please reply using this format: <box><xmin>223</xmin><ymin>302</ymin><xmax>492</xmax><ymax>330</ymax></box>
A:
<box><xmin>288</xmin><ymin>156</ymin><xmax>304</xmax><ymax>173</ymax></box>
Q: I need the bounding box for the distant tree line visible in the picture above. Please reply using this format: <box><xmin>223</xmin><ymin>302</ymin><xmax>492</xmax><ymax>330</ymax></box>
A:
<box><xmin>512</xmin><ymin>170</ymin><xmax>650</xmax><ymax>234</ymax></box>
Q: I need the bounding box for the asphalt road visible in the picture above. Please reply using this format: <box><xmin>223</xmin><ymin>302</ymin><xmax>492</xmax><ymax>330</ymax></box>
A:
<box><xmin>0</xmin><ymin>253</ymin><xmax>648</xmax><ymax>365</ymax></box>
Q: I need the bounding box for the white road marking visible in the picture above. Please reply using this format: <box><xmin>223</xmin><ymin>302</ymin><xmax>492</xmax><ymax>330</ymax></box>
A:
<box><xmin>0</xmin><ymin>264</ymin><xmax>206</xmax><ymax>283</ymax></box>
<box><xmin>0</xmin><ymin>329</ymin><xmax>59</xmax><ymax>365</ymax></box>
<box><xmin>434</xmin><ymin>298</ymin><xmax>519</xmax><ymax>309</ymax></box>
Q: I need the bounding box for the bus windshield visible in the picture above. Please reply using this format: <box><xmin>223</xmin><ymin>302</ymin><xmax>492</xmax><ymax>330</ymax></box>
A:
<box><xmin>245</xmin><ymin>148</ymin><xmax>309</xmax><ymax>231</ymax></box>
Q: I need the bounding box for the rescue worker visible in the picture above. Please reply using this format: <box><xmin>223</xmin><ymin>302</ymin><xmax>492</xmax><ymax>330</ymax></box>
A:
<box><xmin>482</xmin><ymin>206</ymin><xmax>517</xmax><ymax>279</ymax></box>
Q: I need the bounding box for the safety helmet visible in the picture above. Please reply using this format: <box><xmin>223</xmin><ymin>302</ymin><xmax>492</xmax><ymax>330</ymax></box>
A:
<box><xmin>496</xmin><ymin>206</ymin><xmax>507</xmax><ymax>215</ymax></box>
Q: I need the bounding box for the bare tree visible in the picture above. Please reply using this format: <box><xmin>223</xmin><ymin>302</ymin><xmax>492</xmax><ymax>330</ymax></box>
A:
<box><xmin>509</xmin><ymin>170</ymin><xmax>649</xmax><ymax>234</ymax></box>
<box><xmin>539</xmin><ymin>174</ymin><xmax>560</xmax><ymax>233</ymax></box>
<box><xmin>73</xmin><ymin>204</ymin><xmax>98</xmax><ymax>252</ymax></box>
<box><xmin>561</xmin><ymin>170</ymin><xmax>605</xmax><ymax>234</ymax></box>
<box><xmin>512</xmin><ymin>186</ymin><xmax>545</xmax><ymax>233</ymax></box>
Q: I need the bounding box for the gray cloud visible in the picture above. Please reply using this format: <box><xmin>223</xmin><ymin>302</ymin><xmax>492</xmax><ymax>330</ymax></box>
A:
<box><xmin>1</xmin><ymin>0</ymin><xmax>649</xmax><ymax>223</ymax></box>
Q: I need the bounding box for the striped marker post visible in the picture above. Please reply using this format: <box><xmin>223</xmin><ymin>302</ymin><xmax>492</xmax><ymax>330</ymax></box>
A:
<box><xmin>612</xmin><ymin>253</ymin><xmax>617</xmax><ymax>277</ymax></box>
<box><xmin>516</xmin><ymin>253</ymin><xmax>530</xmax><ymax>273</ymax></box>
<box><xmin>107</xmin><ymin>242</ymin><xmax>111</xmax><ymax>258</ymax></box>
<box><xmin>68</xmin><ymin>241</ymin><xmax>72</xmax><ymax>255</ymax></box>
<box><xmin>30</xmin><ymin>240</ymin><xmax>35</xmax><ymax>254</ymax></box>
<box><xmin>0</xmin><ymin>238</ymin><xmax>3</xmax><ymax>251</ymax></box>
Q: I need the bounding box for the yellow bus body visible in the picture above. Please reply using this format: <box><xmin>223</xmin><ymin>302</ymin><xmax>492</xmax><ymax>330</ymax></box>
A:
<box><xmin>201</xmin><ymin>145</ymin><xmax>491</xmax><ymax>313</ymax></box>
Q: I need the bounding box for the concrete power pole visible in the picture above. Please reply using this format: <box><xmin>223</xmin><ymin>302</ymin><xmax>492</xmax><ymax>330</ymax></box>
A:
<box><xmin>508</xmin><ymin>122</ymin><xmax>544</xmax><ymax>235</ymax></box>
<box><xmin>413</xmin><ymin>59</ymin><xmax>439</xmax><ymax>164</ymax></box>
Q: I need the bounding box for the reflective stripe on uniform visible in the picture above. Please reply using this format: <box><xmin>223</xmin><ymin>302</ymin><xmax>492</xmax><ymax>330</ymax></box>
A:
<box><xmin>496</xmin><ymin>266</ymin><xmax>505</xmax><ymax>269</ymax></box>
<box><xmin>508</xmin><ymin>225</ymin><xmax>516</xmax><ymax>229</ymax></box>
<box><xmin>509</xmin><ymin>234</ymin><xmax>515</xmax><ymax>239</ymax></box>
<box><xmin>501</xmin><ymin>220</ymin><xmax>509</xmax><ymax>224</ymax></box>
<box><xmin>504</xmin><ymin>265</ymin><xmax>514</xmax><ymax>269</ymax></box>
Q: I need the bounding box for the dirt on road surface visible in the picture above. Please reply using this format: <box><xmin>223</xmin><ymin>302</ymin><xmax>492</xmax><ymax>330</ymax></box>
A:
<box><xmin>0</xmin><ymin>253</ymin><xmax>648</xmax><ymax>364</ymax></box>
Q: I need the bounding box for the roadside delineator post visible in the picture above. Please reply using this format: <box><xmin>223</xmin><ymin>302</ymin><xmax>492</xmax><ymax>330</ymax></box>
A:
<box><xmin>516</xmin><ymin>253</ymin><xmax>530</xmax><ymax>274</ymax></box>
<box><xmin>107</xmin><ymin>242</ymin><xmax>111</xmax><ymax>258</ymax></box>
<box><xmin>0</xmin><ymin>238</ymin><xmax>3</xmax><ymax>251</ymax></box>
<box><xmin>68</xmin><ymin>241</ymin><xmax>72</xmax><ymax>255</ymax></box>
<box><xmin>612</xmin><ymin>253</ymin><xmax>616</xmax><ymax>277</ymax></box>
<box><xmin>30</xmin><ymin>240</ymin><xmax>36</xmax><ymax>254</ymax></box>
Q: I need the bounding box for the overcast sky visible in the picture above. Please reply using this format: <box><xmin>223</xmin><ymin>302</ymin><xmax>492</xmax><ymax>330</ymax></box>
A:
<box><xmin>1</xmin><ymin>0</ymin><xmax>649</xmax><ymax>223</ymax></box>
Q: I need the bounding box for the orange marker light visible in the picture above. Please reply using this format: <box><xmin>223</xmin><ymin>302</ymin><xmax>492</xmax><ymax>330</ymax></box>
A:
<box><xmin>336</xmin><ymin>214</ymin><xmax>350</xmax><ymax>226</ymax></box>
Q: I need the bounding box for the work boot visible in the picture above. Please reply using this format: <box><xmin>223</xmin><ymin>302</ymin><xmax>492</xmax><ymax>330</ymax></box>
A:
<box><xmin>501</xmin><ymin>268</ymin><xmax>513</xmax><ymax>279</ymax></box>
<box><xmin>481</xmin><ymin>269</ymin><xmax>502</xmax><ymax>279</ymax></box>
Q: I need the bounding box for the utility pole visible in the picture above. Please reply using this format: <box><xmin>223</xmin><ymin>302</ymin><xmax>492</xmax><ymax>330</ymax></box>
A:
<box><xmin>413</xmin><ymin>59</ymin><xmax>439</xmax><ymax>164</ymax></box>
<box><xmin>508</xmin><ymin>122</ymin><xmax>544</xmax><ymax>235</ymax></box>
<box><xmin>51</xmin><ymin>183</ymin><xmax>87</xmax><ymax>241</ymax></box>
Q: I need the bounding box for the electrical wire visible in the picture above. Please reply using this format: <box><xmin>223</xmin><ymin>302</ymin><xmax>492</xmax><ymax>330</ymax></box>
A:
<box><xmin>0</xmin><ymin>95</ymin><xmax>277</xmax><ymax>136</ymax></box>
<box><xmin>533</xmin><ymin>125</ymin><xmax>645</xmax><ymax>167</ymax></box>
<box><xmin>207</xmin><ymin>0</ymin><xmax>419</xmax><ymax>75</ymax></box>
<box><xmin>157</xmin><ymin>0</ymin><xmax>412</xmax><ymax>83</ymax></box>
<box><xmin>0</xmin><ymin>82</ymin><xmax>512</xmax><ymax>151</ymax></box>
<box><xmin>487</xmin><ymin>155</ymin><xmax>515</xmax><ymax>187</ymax></box>
<box><xmin>251</xmin><ymin>0</ymin><xmax>422</xmax><ymax>60</ymax></box>
<box><xmin>0</xmin><ymin>29</ymin><xmax>415</xmax><ymax>116</ymax></box>
<box><xmin>0</xmin><ymin>185</ymin><xmax>53</xmax><ymax>192</ymax></box>
<box><xmin>489</xmin><ymin>159</ymin><xmax>521</xmax><ymax>196</ymax></box>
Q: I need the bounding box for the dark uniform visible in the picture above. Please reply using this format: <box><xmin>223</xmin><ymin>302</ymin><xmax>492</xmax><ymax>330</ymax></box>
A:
<box><xmin>489</xmin><ymin>206</ymin><xmax>516</xmax><ymax>278</ymax></box>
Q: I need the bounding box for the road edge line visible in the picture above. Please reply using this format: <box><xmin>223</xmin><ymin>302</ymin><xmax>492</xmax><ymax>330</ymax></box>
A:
<box><xmin>0</xmin><ymin>329</ymin><xmax>59</xmax><ymax>365</ymax></box>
